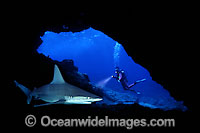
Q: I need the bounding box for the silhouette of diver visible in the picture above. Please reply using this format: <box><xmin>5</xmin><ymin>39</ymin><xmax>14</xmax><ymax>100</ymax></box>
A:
<box><xmin>112</xmin><ymin>67</ymin><xmax>146</xmax><ymax>94</ymax></box>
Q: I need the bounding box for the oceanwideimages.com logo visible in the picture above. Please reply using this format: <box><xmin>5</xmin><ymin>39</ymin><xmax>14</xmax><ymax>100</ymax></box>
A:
<box><xmin>25</xmin><ymin>114</ymin><xmax>175</xmax><ymax>129</ymax></box>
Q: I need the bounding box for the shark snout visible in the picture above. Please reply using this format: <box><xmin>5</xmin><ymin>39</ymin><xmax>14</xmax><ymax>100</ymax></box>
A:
<box><xmin>90</xmin><ymin>97</ymin><xmax>103</xmax><ymax>102</ymax></box>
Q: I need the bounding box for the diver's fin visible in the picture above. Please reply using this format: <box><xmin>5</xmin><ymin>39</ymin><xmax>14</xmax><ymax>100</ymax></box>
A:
<box><xmin>51</xmin><ymin>65</ymin><xmax>66</xmax><ymax>84</ymax></box>
<box><xmin>135</xmin><ymin>78</ymin><xmax>146</xmax><ymax>83</ymax></box>
<box><xmin>34</xmin><ymin>99</ymin><xmax>66</xmax><ymax>107</ymax></box>
<box><xmin>14</xmin><ymin>80</ymin><xmax>32</xmax><ymax>104</ymax></box>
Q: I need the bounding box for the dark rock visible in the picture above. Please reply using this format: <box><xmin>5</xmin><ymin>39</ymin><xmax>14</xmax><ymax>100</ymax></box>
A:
<box><xmin>55</xmin><ymin>59</ymin><xmax>78</xmax><ymax>72</ymax></box>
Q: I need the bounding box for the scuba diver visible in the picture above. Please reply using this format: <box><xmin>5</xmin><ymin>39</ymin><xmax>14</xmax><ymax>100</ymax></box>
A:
<box><xmin>112</xmin><ymin>67</ymin><xmax>146</xmax><ymax>94</ymax></box>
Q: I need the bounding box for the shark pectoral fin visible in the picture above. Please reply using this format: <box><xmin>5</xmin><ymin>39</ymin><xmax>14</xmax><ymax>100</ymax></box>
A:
<box><xmin>33</xmin><ymin>99</ymin><xmax>66</xmax><ymax>107</ymax></box>
<box><xmin>34</xmin><ymin>102</ymin><xmax>55</xmax><ymax>107</ymax></box>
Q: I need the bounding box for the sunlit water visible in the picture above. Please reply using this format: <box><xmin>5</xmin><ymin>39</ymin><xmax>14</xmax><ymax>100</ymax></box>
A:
<box><xmin>37</xmin><ymin>27</ymin><xmax>187</xmax><ymax>111</ymax></box>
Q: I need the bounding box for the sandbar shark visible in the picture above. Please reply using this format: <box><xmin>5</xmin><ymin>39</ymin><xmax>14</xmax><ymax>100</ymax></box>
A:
<box><xmin>14</xmin><ymin>65</ymin><xmax>103</xmax><ymax>107</ymax></box>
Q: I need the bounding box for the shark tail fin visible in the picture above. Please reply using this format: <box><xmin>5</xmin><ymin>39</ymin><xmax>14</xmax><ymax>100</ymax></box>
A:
<box><xmin>14</xmin><ymin>80</ymin><xmax>32</xmax><ymax>104</ymax></box>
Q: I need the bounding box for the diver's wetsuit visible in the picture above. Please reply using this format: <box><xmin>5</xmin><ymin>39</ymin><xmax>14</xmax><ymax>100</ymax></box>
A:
<box><xmin>112</xmin><ymin>70</ymin><xmax>130</xmax><ymax>90</ymax></box>
<box><xmin>112</xmin><ymin>67</ymin><xmax>146</xmax><ymax>94</ymax></box>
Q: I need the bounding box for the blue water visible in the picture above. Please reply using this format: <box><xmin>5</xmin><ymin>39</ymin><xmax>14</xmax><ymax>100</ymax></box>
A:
<box><xmin>37</xmin><ymin>27</ymin><xmax>187</xmax><ymax>111</ymax></box>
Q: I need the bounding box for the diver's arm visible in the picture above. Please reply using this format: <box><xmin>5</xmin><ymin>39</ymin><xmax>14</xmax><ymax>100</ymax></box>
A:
<box><xmin>112</xmin><ymin>75</ymin><xmax>117</xmax><ymax>79</ymax></box>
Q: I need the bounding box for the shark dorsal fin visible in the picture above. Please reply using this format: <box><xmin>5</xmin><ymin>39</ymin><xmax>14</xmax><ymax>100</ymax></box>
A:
<box><xmin>51</xmin><ymin>65</ymin><xmax>65</xmax><ymax>84</ymax></box>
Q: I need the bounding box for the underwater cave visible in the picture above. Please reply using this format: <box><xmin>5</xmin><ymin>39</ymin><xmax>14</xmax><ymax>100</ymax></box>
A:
<box><xmin>37</xmin><ymin>27</ymin><xmax>187</xmax><ymax>111</ymax></box>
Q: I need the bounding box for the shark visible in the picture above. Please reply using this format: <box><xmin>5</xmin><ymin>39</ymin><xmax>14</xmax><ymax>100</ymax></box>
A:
<box><xmin>14</xmin><ymin>65</ymin><xmax>103</xmax><ymax>107</ymax></box>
